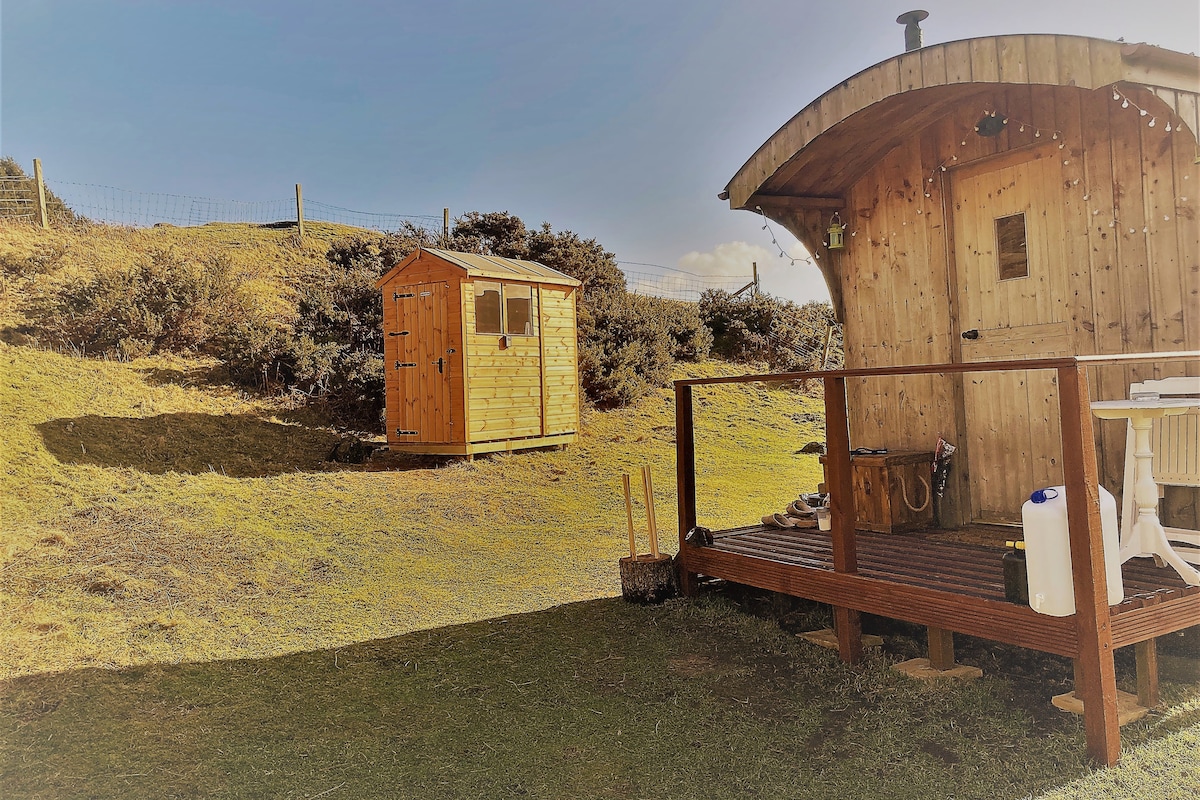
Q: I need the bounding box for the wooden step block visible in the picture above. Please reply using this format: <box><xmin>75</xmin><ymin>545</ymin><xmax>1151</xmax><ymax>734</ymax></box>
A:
<box><xmin>892</xmin><ymin>657</ymin><xmax>983</xmax><ymax>681</ymax></box>
<box><xmin>798</xmin><ymin>628</ymin><xmax>882</xmax><ymax>650</ymax></box>
<box><xmin>1050</xmin><ymin>690</ymin><xmax>1149</xmax><ymax>726</ymax></box>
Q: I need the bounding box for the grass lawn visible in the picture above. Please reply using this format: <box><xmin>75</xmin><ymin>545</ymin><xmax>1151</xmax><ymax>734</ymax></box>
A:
<box><xmin>0</xmin><ymin>332</ymin><xmax>1197</xmax><ymax>797</ymax></box>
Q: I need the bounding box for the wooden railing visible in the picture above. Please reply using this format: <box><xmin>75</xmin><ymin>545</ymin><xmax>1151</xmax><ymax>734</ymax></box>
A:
<box><xmin>674</xmin><ymin>352</ymin><xmax>1199</xmax><ymax>766</ymax></box>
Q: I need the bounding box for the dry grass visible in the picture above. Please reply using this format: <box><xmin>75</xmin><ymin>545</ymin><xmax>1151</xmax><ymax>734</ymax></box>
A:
<box><xmin>0</xmin><ymin>342</ymin><xmax>825</xmax><ymax>680</ymax></box>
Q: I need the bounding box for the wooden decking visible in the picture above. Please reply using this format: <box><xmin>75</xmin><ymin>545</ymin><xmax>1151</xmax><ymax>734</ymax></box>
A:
<box><xmin>688</xmin><ymin>523</ymin><xmax>1200</xmax><ymax>657</ymax></box>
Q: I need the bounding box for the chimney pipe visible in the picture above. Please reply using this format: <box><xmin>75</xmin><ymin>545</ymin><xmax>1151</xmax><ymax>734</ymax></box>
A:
<box><xmin>896</xmin><ymin>10</ymin><xmax>929</xmax><ymax>52</ymax></box>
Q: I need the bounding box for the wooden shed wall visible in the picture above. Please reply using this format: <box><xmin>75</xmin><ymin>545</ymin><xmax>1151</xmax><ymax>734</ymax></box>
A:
<box><xmin>538</xmin><ymin>286</ymin><xmax>580</xmax><ymax>436</ymax></box>
<box><xmin>775</xmin><ymin>82</ymin><xmax>1199</xmax><ymax>523</ymax></box>
<box><xmin>463</xmin><ymin>281</ymin><xmax>546</xmax><ymax>442</ymax></box>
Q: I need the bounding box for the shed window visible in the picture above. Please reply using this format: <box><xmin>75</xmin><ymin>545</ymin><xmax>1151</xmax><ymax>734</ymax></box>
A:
<box><xmin>995</xmin><ymin>213</ymin><xmax>1029</xmax><ymax>280</ymax></box>
<box><xmin>475</xmin><ymin>281</ymin><xmax>503</xmax><ymax>333</ymax></box>
<box><xmin>505</xmin><ymin>284</ymin><xmax>533</xmax><ymax>335</ymax></box>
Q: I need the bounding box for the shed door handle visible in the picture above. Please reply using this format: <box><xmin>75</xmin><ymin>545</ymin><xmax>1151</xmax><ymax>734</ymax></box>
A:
<box><xmin>433</xmin><ymin>357</ymin><xmax>444</xmax><ymax>374</ymax></box>
<box><xmin>961</xmin><ymin>329</ymin><xmax>980</xmax><ymax>340</ymax></box>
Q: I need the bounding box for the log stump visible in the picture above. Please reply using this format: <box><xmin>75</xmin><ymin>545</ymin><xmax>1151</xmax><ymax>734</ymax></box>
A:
<box><xmin>619</xmin><ymin>555</ymin><xmax>678</xmax><ymax>603</ymax></box>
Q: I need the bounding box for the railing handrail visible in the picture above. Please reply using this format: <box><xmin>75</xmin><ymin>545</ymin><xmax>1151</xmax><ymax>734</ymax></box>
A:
<box><xmin>674</xmin><ymin>351</ymin><xmax>1200</xmax><ymax>388</ymax></box>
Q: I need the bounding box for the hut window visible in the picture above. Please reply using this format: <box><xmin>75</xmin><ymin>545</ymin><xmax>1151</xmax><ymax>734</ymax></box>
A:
<box><xmin>475</xmin><ymin>281</ymin><xmax>503</xmax><ymax>333</ymax></box>
<box><xmin>995</xmin><ymin>213</ymin><xmax>1029</xmax><ymax>280</ymax></box>
<box><xmin>505</xmin><ymin>284</ymin><xmax>534</xmax><ymax>336</ymax></box>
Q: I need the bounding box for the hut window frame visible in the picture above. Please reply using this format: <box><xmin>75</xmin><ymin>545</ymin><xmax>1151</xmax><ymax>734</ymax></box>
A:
<box><xmin>474</xmin><ymin>280</ymin><xmax>536</xmax><ymax>337</ymax></box>
<box><xmin>995</xmin><ymin>213</ymin><xmax>1029</xmax><ymax>281</ymax></box>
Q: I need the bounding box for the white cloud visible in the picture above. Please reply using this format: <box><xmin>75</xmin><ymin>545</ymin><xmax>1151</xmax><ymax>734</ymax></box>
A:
<box><xmin>677</xmin><ymin>240</ymin><xmax>831</xmax><ymax>305</ymax></box>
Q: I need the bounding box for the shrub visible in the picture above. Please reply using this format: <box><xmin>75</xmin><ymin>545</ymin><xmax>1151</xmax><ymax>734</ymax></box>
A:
<box><xmin>577</xmin><ymin>293</ymin><xmax>674</xmax><ymax>408</ymax></box>
<box><xmin>699</xmin><ymin>290</ymin><xmax>836</xmax><ymax>371</ymax></box>
<box><xmin>647</xmin><ymin>296</ymin><xmax>712</xmax><ymax>361</ymax></box>
<box><xmin>35</xmin><ymin>246</ymin><xmax>243</xmax><ymax>358</ymax></box>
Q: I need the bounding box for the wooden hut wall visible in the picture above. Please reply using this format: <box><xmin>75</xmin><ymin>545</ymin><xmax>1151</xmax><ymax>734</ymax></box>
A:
<box><xmin>786</xmin><ymin>83</ymin><xmax>1199</xmax><ymax>524</ymax></box>
<box><xmin>462</xmin><ymin>281</ymin><xmax>546</xmax><ymax>441</ymax></box>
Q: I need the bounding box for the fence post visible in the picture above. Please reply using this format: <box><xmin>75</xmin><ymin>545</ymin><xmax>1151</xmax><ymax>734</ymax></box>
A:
<box><xmin>33</xmin><ymin>159</ymin><xmax>49</xmax><ymax>229</ymax></box>
<box><xmin>443</xmin><ymin>207</ymin><xmax>449</xmax><ymax>245</ymax></box>
<box><xmin>295</xmin><ymin>183</ymin><xmax>305</xmax><ymax>239</ymax></box>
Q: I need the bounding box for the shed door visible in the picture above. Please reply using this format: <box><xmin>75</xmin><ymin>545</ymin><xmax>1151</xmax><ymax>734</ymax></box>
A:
<box><xmin>388</xmin><ymin>282</ymin><xmax>454</xmax><ymax>443</ymax></box>
<box><xmin>952</xmin><ymin>152</ymin><xmax>1070</xmax><ymax>522</ymax></box>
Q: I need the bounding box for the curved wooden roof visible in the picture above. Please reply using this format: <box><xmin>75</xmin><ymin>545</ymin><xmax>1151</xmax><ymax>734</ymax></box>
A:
<box><xmin>725</xmin><ymin>34</ymin><xmax>1200</xmax><ymax>211</ymax></box>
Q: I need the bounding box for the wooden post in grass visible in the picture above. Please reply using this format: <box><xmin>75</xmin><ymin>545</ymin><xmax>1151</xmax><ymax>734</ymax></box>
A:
<box><xmin>33</xmin><ymin>159</ymin><xmax>49</xmax><ymax>230</ymax></box>
<box><xmin>619</xmin><ymin>467</ymin><xmax>676</xmax><ymax>603</ymax></box>
<box><xmin>675</xmin><ymin>382</ymin><xmax>698</xmax><ymax>596</ymax></box>
<box><xmin>295</xmin><ymin>183</ymin><xmax>305</xmax><ymax>239</ymax></box>
<box><xmin>823</xmin><ymin>374</ymin><xmax>863</xmax><ymax>665</ymax></box>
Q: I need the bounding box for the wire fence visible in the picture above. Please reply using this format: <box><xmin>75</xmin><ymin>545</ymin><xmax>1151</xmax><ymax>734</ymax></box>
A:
<box><xmin>619</xmin><ymin>261</ymin><xmax>754</xmax><ymax>302</ymax></box>
<box><xmin>47</xmin><ymin>181</ymin><xmax>445</xmax><ymax>235</ymax></box>
<box><xmin>0</xmin><ymin>176</ymin><xmax>37</xmax><ymax>221</ymax></box>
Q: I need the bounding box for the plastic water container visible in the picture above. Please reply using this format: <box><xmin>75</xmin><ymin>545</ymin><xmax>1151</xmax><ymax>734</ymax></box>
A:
<box><xmin>1020</xmin><ymin>485</ymin><xmax>1124</xmax><ymax>616</ymax></box>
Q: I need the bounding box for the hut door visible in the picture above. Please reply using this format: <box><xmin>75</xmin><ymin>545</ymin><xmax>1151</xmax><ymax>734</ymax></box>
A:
<box><xmin>951</xmin><ymin>152</ymin><xmax>1070</xmax><ymax>523</ymax></box>
<box><xmin>389</xmin><ymin>282</ymin><xmax>454</xmax><ymax>443</ymax></box>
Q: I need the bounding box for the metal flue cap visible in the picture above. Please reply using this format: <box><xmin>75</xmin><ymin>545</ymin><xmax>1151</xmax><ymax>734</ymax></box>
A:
<box><xmin>896</xmin><ymin>10</ymin><xmax>929</xmax><ymax>52</ymax></box>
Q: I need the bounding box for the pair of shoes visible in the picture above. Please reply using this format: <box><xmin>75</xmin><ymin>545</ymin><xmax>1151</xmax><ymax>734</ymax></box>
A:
<box><xmin>762</xmin><ymin>512</ymin><xmax>796</xmax><ymax>528</ymax></box>
<box><xmin>787</xmin><ymin>499</ymin><xmax>814</xmax><ymax>517</ymax></box>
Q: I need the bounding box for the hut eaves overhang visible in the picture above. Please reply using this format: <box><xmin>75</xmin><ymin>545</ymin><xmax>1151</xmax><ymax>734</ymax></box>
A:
<box><xmin>375</xmin><ymin>247</ymin><xmax>582</xmax><ymax>289</ymax></box>
<box><xmin>724</xmin><ymin>34</ymin><xmax>1200</xmax><ymax>212</ymax></box>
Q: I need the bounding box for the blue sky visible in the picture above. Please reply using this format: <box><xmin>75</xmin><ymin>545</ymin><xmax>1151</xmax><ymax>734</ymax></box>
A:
<box><xmin>3</xmin><ymin>1</ymin><xmax>1198</xmax><ymax>302</ymax></box>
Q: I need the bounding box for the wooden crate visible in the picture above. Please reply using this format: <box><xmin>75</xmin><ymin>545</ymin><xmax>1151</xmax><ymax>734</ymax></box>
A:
<box><xmin>849</xmin><ymin>451</ymin><xmax>935</xmax><ymax>533</ymax></box>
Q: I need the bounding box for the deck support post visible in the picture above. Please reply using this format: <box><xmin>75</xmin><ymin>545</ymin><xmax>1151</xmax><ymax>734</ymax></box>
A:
<box><xmin>823</xmin><ymin>375</ymin><xmax>862</xmax><ymax>664</ymax></box>
<box><xmin>1058</xmin><ymin>364</ymin><xmax>1121</xmax><ymax>766</ymax></box>
<box><xmin>1135</xmin><ymin>639</ymin><xmax>1159</xmax><ymax>709</ymax></box>
<box><xmin>927</xmin><ymin>627</ymin><xmax>956</xmax><ymax>671</ymax></box>
<box><xmin>675</xmin><ymin>383</ymin><xmax>698</xmax><ymax>597</ymax></box>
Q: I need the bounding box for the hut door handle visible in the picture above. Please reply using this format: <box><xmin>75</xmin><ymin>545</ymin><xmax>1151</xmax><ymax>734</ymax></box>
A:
<box><xmin>961</xmin><ymin>329</ymin><xmax>980</xmax><ymax>340</ymax></box>
<box><xmin>433</xmin><ymin>357</ymin><xmax>445</xmax><ymax>374</ymax></box>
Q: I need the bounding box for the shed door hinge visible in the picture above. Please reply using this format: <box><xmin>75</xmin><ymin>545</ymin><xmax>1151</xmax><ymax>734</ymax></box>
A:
<box><xmin>395</xmin><ymin>361</ymin><xmax>417</xmax><ymax>369</ymax></box>
<box><xmin>395</xmin><ymin>429</ymin><xmax>419</xmax><ymax>436</ymax></box>
<box><xmin>393</xmin><ymin>292</ymin><xmax>415</xmax><ymax>300</ymax></box>
<box><xmin>387</xmin><ymin>330</ymin><xmax>411</xmax><ymax>337</ymax></box>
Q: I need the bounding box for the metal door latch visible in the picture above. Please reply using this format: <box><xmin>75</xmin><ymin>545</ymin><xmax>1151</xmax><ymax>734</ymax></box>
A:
<box><xmin>961</xmin><ymin>329</ymin><xmax>980</xmax><ymax>340</ymax></box>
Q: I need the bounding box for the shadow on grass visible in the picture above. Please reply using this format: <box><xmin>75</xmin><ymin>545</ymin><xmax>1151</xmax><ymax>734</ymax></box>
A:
<box><xmin>2</xmin><ymin>596</ymin><xmax>1196</xmax><ymax>800</ymax></box>
<box><xmin>136</xmin><ymin>362</ymin><xmax>232</xmax><ymax>389</ymax></box>
<box><xmin>37</xmin><ymin>412</ymin><xmax>360</xmax><ymax>477</ymax></box>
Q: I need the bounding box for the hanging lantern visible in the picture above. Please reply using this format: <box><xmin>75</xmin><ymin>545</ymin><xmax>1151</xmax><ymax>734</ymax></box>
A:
<box><xmin>827</xmin><ymin>212</ymin><xmax>846</xmax><ymax>250</ymax></box>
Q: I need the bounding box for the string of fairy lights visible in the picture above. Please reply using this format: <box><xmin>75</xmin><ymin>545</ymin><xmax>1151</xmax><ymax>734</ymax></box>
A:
<box><xmin>758</xmin><ymin>85</ymin><xmax>1192</xmax><ymax>253</ymax></box>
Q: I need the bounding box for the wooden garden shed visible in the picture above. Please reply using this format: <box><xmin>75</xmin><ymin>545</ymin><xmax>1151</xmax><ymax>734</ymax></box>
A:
<box><xmin>375</xmin><ymin>247</ymin><xmax>580</xmax><ymax>456</ymax></box>
<box><xmin>674</xmin><ymin>33</ymin><xmax>1200</xmax><ymax>766</ymax></box>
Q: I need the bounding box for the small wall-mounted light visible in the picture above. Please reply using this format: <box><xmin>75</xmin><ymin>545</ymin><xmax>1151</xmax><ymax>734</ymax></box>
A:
<box><xmin>827</xmin><ymin>212</ymin><xmax>847</xmax><ymax>250</ymax></box>
<box><xmin>974</xmin><ymin>111</ymin><xmax>1008</xmax><ymax>137</ymax></box>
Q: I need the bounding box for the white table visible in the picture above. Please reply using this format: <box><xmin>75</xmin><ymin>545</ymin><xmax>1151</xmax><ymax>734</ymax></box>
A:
<box><xmin>1091</xmin><ymin>398</ymin><xmax>1200</xmax><ymax>585</ymax></box>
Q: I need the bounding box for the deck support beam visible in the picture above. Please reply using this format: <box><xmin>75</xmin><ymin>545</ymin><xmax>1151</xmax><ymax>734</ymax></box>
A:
<box><xmin>1059</xmin><ymin>364</ymin><xmax>1121</xmax><ymax>766</ymax></box>
<box><xmin>824</xmin><ymin>375</ymin><xmax>863</xmax><ymax>664</ymax></box>
<box><xmin>676</xmin><ymin>383</ymin><xmax>698</xmax><ymax>596</ymax></box>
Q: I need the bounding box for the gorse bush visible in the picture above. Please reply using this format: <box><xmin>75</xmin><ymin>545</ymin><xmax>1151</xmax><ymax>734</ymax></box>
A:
<box><xmin>699</xmin><ymin>289</ymin><xmax>835</xmax><ymax>372</ymax></box>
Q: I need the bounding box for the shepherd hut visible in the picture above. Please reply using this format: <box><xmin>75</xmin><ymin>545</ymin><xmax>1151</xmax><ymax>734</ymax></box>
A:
<box><xmin>724</xmin><ymin>32</ymin><xmax>1199</xmax><ymax>528</ymax></box>
<box><xmin>673</xmin><ymin>28</ymin><xmax>1199</xmax><ymax>766</ymax></box>
<box><xmin>375</xmin><ymin>247</ymin><xmax>581</xmax><ymax>456</ymax></box>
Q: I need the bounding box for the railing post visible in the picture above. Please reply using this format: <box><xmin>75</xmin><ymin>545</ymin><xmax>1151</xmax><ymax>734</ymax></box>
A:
<box><xmin>823</xmin><ymin>374</ymin><xmax>862</xmax><ymax>664</ymax></box>
<box><xmin>1058</xmin><ymin>363</ymin><xmax>1121</xmax><ymax>765</ymax></box>
<box><xmin>675</xmin><ymin>382</ymin><xmax>698</xmax><ymax>596</ymax></box>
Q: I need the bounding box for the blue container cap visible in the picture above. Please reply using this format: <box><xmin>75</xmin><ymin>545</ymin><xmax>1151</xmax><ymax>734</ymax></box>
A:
<box><xmin>1029</xmin><ymin>488</ymin><xmax>1060</xmax><ymax>504</ymax></box>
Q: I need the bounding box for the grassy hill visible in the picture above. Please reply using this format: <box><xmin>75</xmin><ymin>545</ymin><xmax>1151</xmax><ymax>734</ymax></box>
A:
<box><xmin>0</xmin><ymin>340</ymin><xmax>825</xmax><ymax>679</ymax></box>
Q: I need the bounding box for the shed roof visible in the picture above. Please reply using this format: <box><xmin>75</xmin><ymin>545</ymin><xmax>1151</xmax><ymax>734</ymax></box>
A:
<box><xmin>376</xmin><ymin>247</ymin><xmax>582</xmax><ymax>288</ymax></box>
<box><xmin>724</xmin><ymin>34</ymin><xmax>1200</xmax><ymax>211</ymax></box>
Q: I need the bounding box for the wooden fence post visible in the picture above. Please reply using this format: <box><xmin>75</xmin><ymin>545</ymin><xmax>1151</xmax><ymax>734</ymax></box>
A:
<box><xmin>33</xmin><ymin>159</ymin><xmax>49</xmax><ymax>229</ymax></box>
<box><xmin>443</xmin><ymin>207</ymin><xmax>450</xmax><ymax>245</ymax></box>
<box><xmin>295</xmin><ymin>183</ymin><xmax>305</xmax><ymax>239</ymax></box>
<box><xmin>1058</xmin><ymin>363</ymin><xmax>1121</xmax><ymax>765</ymax></box>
